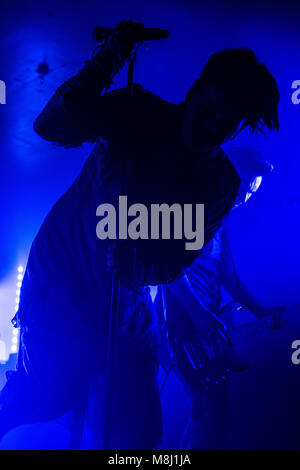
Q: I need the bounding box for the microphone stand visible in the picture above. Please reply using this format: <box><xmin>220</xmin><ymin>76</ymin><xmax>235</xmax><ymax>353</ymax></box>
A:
<box><xmin>102</xmin><ymin>51</ymin><xmax>137</xmax><ymax>450</ymax></box>
<box><xmin>70</xmin><ymin>51</ymin><xmax>138</xmax><ymax>452</ymax></box>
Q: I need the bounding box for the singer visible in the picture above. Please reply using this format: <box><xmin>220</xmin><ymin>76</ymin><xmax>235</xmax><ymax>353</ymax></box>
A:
<box><xmin>0</xmin><ymin>20</ymin><xmax>279</xmax><ymax>449</ymax></box>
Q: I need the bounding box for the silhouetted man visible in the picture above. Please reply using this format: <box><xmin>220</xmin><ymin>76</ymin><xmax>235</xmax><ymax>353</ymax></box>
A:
<box><xmin>0</xmin><ymin>21</ymin><xmax>279</xmax><ymax>449</ymax></box>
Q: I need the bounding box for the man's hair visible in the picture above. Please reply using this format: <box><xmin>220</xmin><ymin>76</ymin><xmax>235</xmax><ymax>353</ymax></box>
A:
<box><xmin>186</xmin><ymin>48</ymin><xmax>280</xmax><ymax>133</ymax></box>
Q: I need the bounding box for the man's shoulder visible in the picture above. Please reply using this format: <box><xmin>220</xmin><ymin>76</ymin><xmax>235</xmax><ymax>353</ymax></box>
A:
<box><xmin>105</xmin><ymin>83</ymin><xmax>176</xmax><ymax>112</ymax></box>
<box><xmin>133</xmin><ymin>83</ymin><xmax>175</xmax><ymax>105</ymax></box>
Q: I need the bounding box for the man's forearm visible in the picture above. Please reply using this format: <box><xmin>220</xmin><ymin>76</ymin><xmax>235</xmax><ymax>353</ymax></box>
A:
<box><xmin>33</xmin><ymin>21</ymin><xmax>139</xmax><ymax>145</ymax></box>
<box><xmin>57</xmin><ymin>28</ymin><xmax>137</xmax><ymax>111</ymax></box>
<box><xmin>168</xmin><ymin>275</ymin><xmax>223</xmax><ymax>330</ymax></box>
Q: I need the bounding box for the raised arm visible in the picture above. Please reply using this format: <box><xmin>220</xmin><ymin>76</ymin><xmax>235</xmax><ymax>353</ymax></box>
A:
<box><xmin>167</xmin><ymin>275</ymin><xmax>226</xmax><ymax>331</ymax></box>
<box><xmin>33</xmin><ymin>21</ymin><xmax>143</xmax><ymax>147</ymax></box>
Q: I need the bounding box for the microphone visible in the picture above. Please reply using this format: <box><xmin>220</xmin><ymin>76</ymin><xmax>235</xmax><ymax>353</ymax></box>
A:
<box><xmin>92</xmin><ymin>26</ymin><xmax>169</xmax><ymax>43</ymax></box>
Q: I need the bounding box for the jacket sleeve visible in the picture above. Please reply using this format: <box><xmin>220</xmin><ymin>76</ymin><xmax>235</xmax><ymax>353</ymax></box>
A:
<box><xmin>33</xmin><ymin>87</ymin><xmax>131</xmax><ymax>147</ymax></box>
<box><xmin>33</xmin><ymin>33</ymin><xmax>136</xmax><ymax>147</ymax></box>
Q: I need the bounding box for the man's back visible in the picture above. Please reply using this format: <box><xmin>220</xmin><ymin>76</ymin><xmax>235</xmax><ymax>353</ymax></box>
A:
<box><xmin>23</xmin><ymin>82</ymin><xmax>240</xmax><ymax>302</ymax></box>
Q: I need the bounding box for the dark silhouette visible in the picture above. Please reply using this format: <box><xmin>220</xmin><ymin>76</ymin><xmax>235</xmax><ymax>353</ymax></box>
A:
<box><xmin>0</xmin><ymin>21</ymin><xmax>279</xmax><ymax>449</ymax></box>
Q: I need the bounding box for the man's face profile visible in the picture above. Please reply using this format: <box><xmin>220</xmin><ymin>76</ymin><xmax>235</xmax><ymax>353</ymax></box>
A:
<box><xmin>181</xmin><ymin>83</ymin><xmax>243</xmax><ymax>152</ymax></box>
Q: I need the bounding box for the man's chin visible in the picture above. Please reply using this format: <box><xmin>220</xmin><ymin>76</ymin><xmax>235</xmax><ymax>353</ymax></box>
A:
<box><xmin>195</xmin><ymin>143</ymin><xmax>219</xmax><ymax>154</ymax></box>
<box><xmin>181</xmin><ymin>131</ymin><xmax>218</xmax><ymax>153</ymax></box>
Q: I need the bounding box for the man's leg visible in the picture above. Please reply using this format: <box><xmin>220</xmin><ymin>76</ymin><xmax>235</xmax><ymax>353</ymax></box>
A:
<box><xmin>0</xmin><ymin>313</ymin><xmax>91</xmax><ymax>446</ymax></box>
<box><xmin>182</xmin><ymin>383</ymin><xmax>231</xmax><ymax>450</ymax></box>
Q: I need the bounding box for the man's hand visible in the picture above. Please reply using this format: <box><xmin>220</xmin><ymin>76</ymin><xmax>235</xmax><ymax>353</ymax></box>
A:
<box><xmin>252</xmin><ymin>305</ymin><xmax>287</xmax><ymax>329</ymax></box>
<box><xmin>167</xmin><ymin>312</ymin><xmax>251</xmax><ymax>391</ymax></box>
<box><xmin>106</xmin><ymin>20</ymin><xmax>145</xmax><ymax>58</ymax></box>
<box><xmin>111</xmin><ymin>20</ymin><xmax>145</xmax><ymax>44</ymax></box>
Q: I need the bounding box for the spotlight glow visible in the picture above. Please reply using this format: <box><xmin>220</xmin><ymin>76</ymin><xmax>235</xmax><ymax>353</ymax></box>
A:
<box><xmin>250</xmin><ymin>175</ymin><xmax>262</xmax><ymax>193</ymax></box>
<box><xmin>14</xmin><ymin>265</ymin><xmax>23</xmax><ymax>317</ymax></box>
